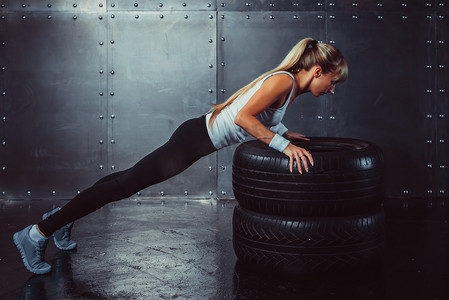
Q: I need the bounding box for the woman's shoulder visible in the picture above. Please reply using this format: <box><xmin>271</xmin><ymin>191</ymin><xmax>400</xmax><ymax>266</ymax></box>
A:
<box><xmin>262</xmin><ymin>72</ymin><xmax>295</xmax><ymax>91</ymax></box>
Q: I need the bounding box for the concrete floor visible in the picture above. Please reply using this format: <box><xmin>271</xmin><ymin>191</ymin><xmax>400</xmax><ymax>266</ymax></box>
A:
<box><xmin>1</xmin><ymin>197</ymin><xmax>449</xmax><ymax>300</ymax></box>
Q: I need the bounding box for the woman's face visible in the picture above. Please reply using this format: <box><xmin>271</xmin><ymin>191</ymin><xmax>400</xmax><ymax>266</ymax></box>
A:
<box><xmin>310</xmin><ymin>69</ymin><xmax>338</xmax><ymax>97</ymax></box>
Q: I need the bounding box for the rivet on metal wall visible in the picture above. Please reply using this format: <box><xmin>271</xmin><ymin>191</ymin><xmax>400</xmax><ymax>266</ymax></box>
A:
<box><xmin>352</xmin><ymin>15</ymin><xmax>358</xmax><ymax>19</ymax></box>
<box><xmin>111</xmin><ymin>139</ymin><xmax>115</xmax><ymax>144</ymax></box>
<box><xmin>293</xmin><ymin>15</ymin><xmax>298</xmax><ymax>19</ymax></box>
<box><xmin>134</xmin><ymin>3</ymin><xmax>138</xmax><ymax>8</ymax></box>
<box><xmin>47</xmin><ymin>4</ymin><xmax>52</xmax><ymax>8</ymax></box>
<box><xmin>329</xmin><ymin>2</ymin><xmax>334</xmax><ymax>6</ymax></box>
<box><xmin>209</xmin><ymin>15</ymin><xmax>213</xmax><ymax>19</ymax></box>
<box><xmin>99</xmin><ymin>139</ymin><xmax>104</xmax><ymax>144</ymax></box>
<box><xmin>440</xmin><ymin>89</ymin><xmax>445</xmax><ymax>93</ymax></box>
<box><xmin>221</xmin><ymin>62</ymin><xmax>225</xmax><ymax>67</ymax></box>
<box><xmin>47</xmin><ymin>15</ymin><xmax>52</xmax><ymax>20</ymax></box>
<box><xmin>317</xmin><ymin>15</ymin><xmax>323</xmax><ymax>19</ymax></box>
<box><xmin>428</xmin><ymin>190</ymin><xmax>433</xmax><ymax>195</ymax></box>
<box><xmin>111</xmin><ymin>114</ymin><xmax>115</xmax><ymax>119</ymax></box>
<box><xmin>73</xmin><ymin>15</ymin><xmax>77</xmax><ymax>20</ymax></box>
<box><xmin>111</xmin><ymin>14</ymin><xmax>115</xmax><ymax>19</ymax></box>
<box><xmin>438</xmin><ymin>64</ymin><xmax>444</xmax><ymax>68</ymax></box>
<box><xmin>110</xmin><ymin>70</ymin><xmax>115</xmax><ymax>75</ymax></box>
<box><xmin>73</xmin><ymin>3</ymin><xmax>77</xmax><ymax>8</ymax></box>
<box><xmin>99</xmin><ymin>92</ymin><xmax>104</xmax><ymax>96</ymax></box>
<box><xmin>377</xmin><ymin>15</ymin><xmax>383</xmax><ymax>20</ymax></box>
<box><xmin>426</xmin><ymin>114</ymin><xmax>432</xmax><ymax>118</ymax></box>
<box><xmin>330</xmin><ymin>116</ymin><xmax>335</xmax><ymax>120</ymax></box>
<box><xmin>439</xmin><ymin>114</ymin><xmax>445</xmax><ymax>118</ymax></box>
<box><xmin>135</xmin><ymin>15</ymin><xmax>139</xmax><ymax>19</ymax></box>
<box><xmin>426</xmin><ymin>65</ymin><xmax>432</xmax><ymax>69</ymax></box>
<box><xmin>221</xmin><ymin>15</ymin><xmax>225</xmax><ymax>19</ymax></box>
<box><xmin>352</xmin><ymin>2</ymin><xmax>358</xmax><ymax>6</ymax></box>
<box><xmin>99</xmin><ymin>3</ymin><xmax>103</xmax><ymax>7</ymax></box>
<box><xmin>439</xmin><ymin>41</ymin><xmax>445</xmax><ymax>45</ymax></box>
<box><xmin>184</xmin><ymin>191</ymin><xmax>188</xmax><ymax>195</ymax></box>
<box><xmin>427</xmin><ymin>164</ymin><xmax>432</xmax><ymax>168</ymax></box>
<box><xmin>99</xmin><ymin>16</ymin><xmax>103</xmax><ymax>20</ymax></box>
<box><xmin>111</xmin><ymin>165</ymin><xmax>115</xmax><ymax>170</ymax></box>
<box><xmin>182</xmin><ymin>3</ymin><xmax>187</xmax><ymax>7</ymax></box>
<box><xmin>2</xmin><ymin>141</ymin><xmax>5</xmax><ymax>146</ymax></box>
<box><xmin>402</xmin><ymin>15</ymin><xmax>407</xmax><ymax>20</ymax></box>
<box><xmin>221</xmin><ymin>165</ymin><xmax>226</xmax><ymax>170</ymax></box>
<box><xmin>377</xmin><ymin>3</ymin><xmax>383</xmax><ymax>7</ymax></box>
<box><xmin>317</xmin><ymin>2</ymin><xmax>323</xmax><ymax>7</ymax></box>
<box><xmin>160</xmin><ymin>191</ymin><xmax>165</xmax><ymax>196</ymax></box>
<box><xmin>1</xmin><ymin>66</ymin><xmax>5</xmax><ymax>71</ymax></box>
<box><xmin>440</xmin><ymin>190</ymin><xmax>446</xmax><ymax>195</ymax></box>
<box><xmin>208</xmin><ymin>89</ymin><xmax>213</xmax><ymax>93</ymax></box>
<box><xmin>184</xmin><ymin>15</ymin><xmax>188</xmax><ymax>19</ymax></box>
<box><xmin>209</xmin><ymin>191</ymin><xmax>213</xmax><ymax>195</ymax></box>
<box><xmin>111</xmin><ymin>3</ymin><xmax>115</xmax><ymax>7</ymax></box>
<box><xmin>110</xmin><ymin>92</ymin><xmax>114</xmax><ymax>96</ymax></box>
<box><xmin>27</xmin><ymin>191</ymin><xmax>31</xmax><ymax>196</ymax></box>
<box><xmin>246</xmin><ymin>2</ymin><xmax>251</xmax><ymax>7</ymax></box>
<box><xmin>439</xmin><ymin>139</ymin><xmax>445</xmax><ymax>143</ymax></box>
<box><xmin>403</xmin><ymin>190</ymin><xmax>409</xmax><ymax>195</ymax></box>
<box><xmin>220</xmin><ymin>89</ymin><xmax>226</xmax><ymax>93</ymax></box>
<box><xmin>137</xmin><ymin>191</ymin><xmax>141</xmax><ymax>196</ymax></box>
<box><xmin>100</xmin><ymin>165</ymin><xmax>104</xmax><ymax>169</ymax></box>
<box><xmin>99</xmin><ymin>69</ymin><xmax>104</xmax><ymax>74</ymax></box>
<box><xmin>318</xmin><ymin>116</ymin><xmax>323</xmax><ymax>120</ymax></box>
<box><xmin>439</xmin><ymin>3</ymin><xmax>445</xmax><ymax>7</ymax></box>
<box><xmin>99</xmin><ymin>115</ymin><xmax>104</xmax><ymax>119</ymax></box>
<box><xmin>221</xmin><ymin>3</ymin><xmax>225</xmax><ymax>7</ymax></box>
<box><xmin>22</xmin><ymin>15</ymin><xmax>26</xmax><ymax>20</ymax></box>
<box><xmin>270</xmin><ymin>3</ymin><xmax>275</xmax><ymax>7</ymax></box>
<box><xmin>439</xmin><ymin>16</ymin><xmax>444</xmax><ymax>19</ymax></box>
<box><xmin>2</xmin><ymin>167</ymin><xmax>6</xmax><ymax>171</ymax></box>
<box><xmin>160</xmin><ymin>15</ymin><xmax>164</xmax><ymax>19</ymax></box>
<box><xmin>246</xmin><ymin>15</ymin><xmax>250</xmax><ymax>20</ymax></box>
<box><xmin>52</xmin><ymin>191</ymin><xmax>56</xmax><ymax>196</ymax></box>
<box><xmin>330</xmin><ymin>15</ymin><xmax>335</xmax><ymax>19</ymax></box>
<box><xmin>426</xmin><ymin>89</ymin><xmax>432</xmax><ymax>93</ymax></box>
<box><xmin>1</xmin><ymin>192</ymin><xmax>5</xmax><ymax>196</ymax></box>
<box><xmin>209</xmin><ymin>39</ymin><xmax>213</xmax><ymax>43</ymax></box>
<box><xmin>426</xmin><ymin>40</ymin><xmax>432</xmax><ymax>44</ymax></box>
<box><xmin>99</xmin><ymin>41</ymin><xmax>104</xmax><ymax>45</ymax></box>
<box><xmin>221</xmin><ymin>191</ymin><xmax>226</xmax><ymax>195</ymax></box>
<box><xmin>209</xmin><ymin>64</ymin><xmax>213</xmax><ymax>68</ymax></box>
<box><xmin>159</xmin><ymin>3</ymin><xmax>163</xmax><ymax>7</ymax></box>
<box><xmin>427</xmin><ymin>15</ymin><xmax>432</xmax><ymax>19</ymax></box>
<box><xmin>426</xmin><ymin>3</ymin><xmax>432</xmax><ymax>7</ymax></box>
<box><xmin>207</xmin><ymin>3</ymin><xmax>212</xmax><ymax>8</ymax></box>
<box><xmin>209</xmin><ymin>166</ymin><xmax>213</xmax><ymax>171</ymax></box>
<box><xmin>426</xmin><ymin>140</ymin><xmax>432</xmax><ymax>144</ymax></box>
<box><xmin>441</xmin><ymin>165</ymin><xmax>445</xmax><ymax>169</ymax></box>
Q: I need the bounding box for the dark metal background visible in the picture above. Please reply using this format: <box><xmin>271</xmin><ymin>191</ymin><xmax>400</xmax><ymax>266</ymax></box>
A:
<box><xmin>0</xmin><ymin>0</ymin><xmax>448</xmax><ymax>200</ymax></box>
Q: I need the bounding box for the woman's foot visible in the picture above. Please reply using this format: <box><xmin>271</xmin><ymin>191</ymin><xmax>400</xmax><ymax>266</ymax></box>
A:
<box><xmin>13</xmin><ymin>225</ymin><xmax>51</xmax><ymax>274</ymax></box>
<box><xmin>42</xmin><ymin>207</ymin><xmax>77</xmax><ymax>251</ymax></box>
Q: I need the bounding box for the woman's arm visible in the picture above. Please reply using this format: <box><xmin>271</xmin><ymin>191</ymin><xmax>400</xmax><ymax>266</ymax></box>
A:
<box><xmin>234</xmin><ymin>74</ymin><xmax>314</xmax><ymax>174</ymax></box>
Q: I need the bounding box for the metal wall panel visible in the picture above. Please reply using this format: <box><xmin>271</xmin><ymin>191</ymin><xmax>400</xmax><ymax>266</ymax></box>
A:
<box><xmin>217</xmin><ymin>11</ymin><xmax>326</xmax><ymax>198</ymax></box>
<box><xmin>0</xmin><ymin>12</ymin><xmax>107</xmax><ymax>199</ymax></box>
<box><xmin>328</xmin><ymin>11</ymin><xmax>436</xmax><ymax>198</ymax></box>
<box><xmin>436</xmin><ymin>12</ymin><xmax>448</xmax><ymax>196</ymax></box>
<box><xmin>108</xmin><ymin>11</ymin><xmax>217</xmax><ymax>198</ymax></box>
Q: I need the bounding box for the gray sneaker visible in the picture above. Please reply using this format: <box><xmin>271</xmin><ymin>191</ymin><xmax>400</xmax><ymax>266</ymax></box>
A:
<box><xmin>13</xmin><ymin>225</ymin><xmax>51</xmax><ymax>274</ymax></box>
<box><xmin>42</xmin><ymin>207</ymin><xmax>77</xmax><ymax>251</ymax></box>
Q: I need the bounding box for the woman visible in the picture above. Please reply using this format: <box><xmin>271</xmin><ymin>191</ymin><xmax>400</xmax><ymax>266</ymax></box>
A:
<box><xmin>13</xmin><ymin>37</ymin><xmax>348</xmax><ymax>274</ymax></box>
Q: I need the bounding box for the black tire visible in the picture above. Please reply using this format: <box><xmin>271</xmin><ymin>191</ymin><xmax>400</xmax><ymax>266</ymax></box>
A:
<box><xmin>233</xmin><ymin>137</ymin><xmax>384</xmax><ymax>217</ymax></box>
<box><xmin>232</xmin><ymin>205</ymin><xmax>386</xmax><ymax>276</ymax></box>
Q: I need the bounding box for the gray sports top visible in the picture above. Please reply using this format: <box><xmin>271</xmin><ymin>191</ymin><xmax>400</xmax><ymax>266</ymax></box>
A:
<box><xmin>205</xmin><ymin>71</ymin><xmax>295</xmax><ymax>150</ymax></box>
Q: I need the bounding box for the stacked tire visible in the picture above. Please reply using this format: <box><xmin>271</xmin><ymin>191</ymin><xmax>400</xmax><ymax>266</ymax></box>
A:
<box><xmin>232</xmin><ymin>137</ymin><xmax>386</xmax><ymax>276</ymax></box>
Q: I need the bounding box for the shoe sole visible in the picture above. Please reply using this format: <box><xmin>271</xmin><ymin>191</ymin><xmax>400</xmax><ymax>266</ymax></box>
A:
<box><xmin>54</xmin><ymin>237</ymin><xmax>77</xmax><ymax>251</ymax></box>
<box><xmin>13</xmin><ymin>233</ymin><xmax>51</xmax><ymax>275</ymax></box>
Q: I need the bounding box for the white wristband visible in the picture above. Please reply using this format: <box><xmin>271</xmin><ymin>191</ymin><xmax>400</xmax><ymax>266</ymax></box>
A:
<box><xmin>269</xmin><ymin>134</ymin><xmax>290</xmax><ymax>152</ymax></box>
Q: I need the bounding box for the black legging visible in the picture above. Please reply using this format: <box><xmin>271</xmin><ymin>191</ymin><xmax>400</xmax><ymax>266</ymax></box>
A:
<box><xmin>38</xmin><ymin>115</ymin><xmax>217</xmax><ymax>237</ymax></box>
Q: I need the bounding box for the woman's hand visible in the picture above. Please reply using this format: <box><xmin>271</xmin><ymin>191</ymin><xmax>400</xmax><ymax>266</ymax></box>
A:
<box><xmin>282</xmin><ymin>143</ymin><xmax>314</xmax><ymax>174</ymax></box>
<box><xmin>283</xmin><ymin>131</ymin><xmax>310</xmax><ymax>141</ymax></box>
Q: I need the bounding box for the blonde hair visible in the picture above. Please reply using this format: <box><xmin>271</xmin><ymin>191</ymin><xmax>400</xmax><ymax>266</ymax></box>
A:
<box><xmin>208</xmin><ymin>38</ymin><xmax>348</xmax><ymax>128</ymax></box>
